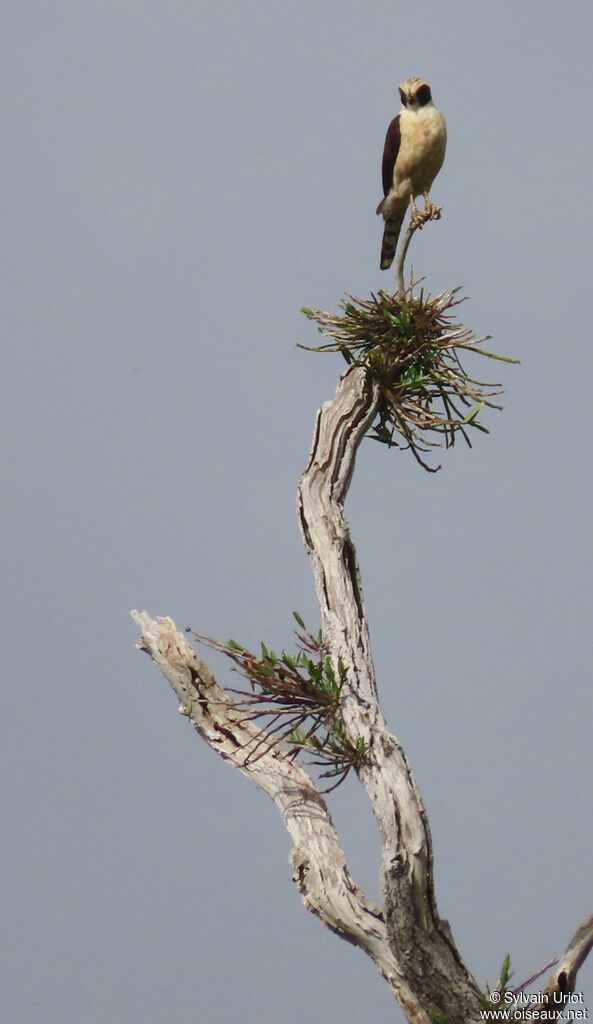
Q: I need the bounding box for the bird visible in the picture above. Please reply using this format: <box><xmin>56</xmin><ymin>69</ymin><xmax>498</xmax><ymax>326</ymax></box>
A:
<box><xmin>376</xmin><ymin>77</ymin><xmax>447</xmax><ymax>270</ymax></box>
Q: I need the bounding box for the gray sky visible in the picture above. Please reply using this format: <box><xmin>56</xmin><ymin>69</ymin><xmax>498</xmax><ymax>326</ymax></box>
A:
<box><xmin>2</xmin><ymin>2</ymin><xmax>593</xmax><ymax>1022</ymax></box>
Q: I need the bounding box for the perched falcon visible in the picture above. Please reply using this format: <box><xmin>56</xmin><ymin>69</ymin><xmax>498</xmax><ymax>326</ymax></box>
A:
<box><xmin>376</xmin><ymin>78</ymin><xmax>447</xmax><ymax>270</ymax></box>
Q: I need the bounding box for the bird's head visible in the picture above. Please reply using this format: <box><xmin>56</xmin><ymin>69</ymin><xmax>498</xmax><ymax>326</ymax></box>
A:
<box><xmin>398</xmin><ymin>77</ymin><xmax>433</xmax><ymax>110</ymax></box>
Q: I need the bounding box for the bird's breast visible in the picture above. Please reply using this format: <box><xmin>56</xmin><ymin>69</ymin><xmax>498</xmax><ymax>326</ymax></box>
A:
<box><xmin>393</xmin><ymin>107</ymin><xmax>446</xmax><ymax>197</ymax></box>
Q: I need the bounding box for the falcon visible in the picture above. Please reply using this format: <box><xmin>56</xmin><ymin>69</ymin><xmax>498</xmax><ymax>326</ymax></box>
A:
<box><xmin>376</xmin><ymin>78</ymin><xmax>447</xmax><ymax>270</ymax></box>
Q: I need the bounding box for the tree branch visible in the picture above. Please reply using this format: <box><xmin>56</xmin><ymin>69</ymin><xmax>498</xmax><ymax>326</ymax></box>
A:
<box><xmin>133</xmin><ymin>355</ymin><xmax>593</xmax><ymax>1024</ymax></box>
<box><xmin>394</xmin><ymin>217</ymin><xmax>418</xmax><ymax>295</ymax></box>
<box><xmin>131</xmin><ymin>609</ymin><xmax>431</xmax><ymax>1022</ymax></box>
<box><xmin>297</xmin><ymin>365</ymin><xmax>484</xmax><ymax>1023</ymax></box>
<box><xmin>528</xmin><ymin>913</ymin><xmax>593</xmax><ymax>1019</ymax></box>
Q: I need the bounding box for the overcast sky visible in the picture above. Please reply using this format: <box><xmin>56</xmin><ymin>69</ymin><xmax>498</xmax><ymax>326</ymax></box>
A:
<box><xmin>2</xmin><ymin>2</ymin><xmax>593</xmax><ymax>1022</ymax></box>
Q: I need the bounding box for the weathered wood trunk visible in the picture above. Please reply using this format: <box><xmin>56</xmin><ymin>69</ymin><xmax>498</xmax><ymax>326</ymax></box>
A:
<box><xmin>133</xmin><ymin>363</ymin><xmax>593</xmax><ymax>1024</ymax></box>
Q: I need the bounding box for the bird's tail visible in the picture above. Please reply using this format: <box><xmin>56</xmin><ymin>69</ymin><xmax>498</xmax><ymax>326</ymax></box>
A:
<box><xmin>379</xmin><ymin>208</ymin><xmax>406</xmax><ymax>270</ymax></box>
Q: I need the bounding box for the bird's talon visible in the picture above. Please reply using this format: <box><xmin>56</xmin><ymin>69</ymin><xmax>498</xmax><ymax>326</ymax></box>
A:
<box><xmin>422</xmin><ymin>194</ymin><xmax>442</xmax><ymax>221</ymax></box>
<box><xmin>410</xmin><ymin>206</ymin><xmax>431</xmax><ymax>231</ymax></box>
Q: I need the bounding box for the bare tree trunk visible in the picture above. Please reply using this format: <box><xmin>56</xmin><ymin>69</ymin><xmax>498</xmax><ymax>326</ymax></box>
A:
<box><xmin>133</xmin><ymin>362</ymin><xmax>593</xmax><ymax>1023</ymax></box>
<box><xmin>296</xmin><ymin>365</ymin><xmax>483</xmax><ymax>1024</ymax></box>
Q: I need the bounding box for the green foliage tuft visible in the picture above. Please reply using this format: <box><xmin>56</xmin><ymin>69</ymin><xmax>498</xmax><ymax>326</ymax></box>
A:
<box><xmin>300</xmin><ymin>287</ymin><xmax>518</xmax><ymax>472</ymax></box>
<box><xmin>187</xmin><ymin>615</ymin><xmax>366</xmax><ymax>791</ymax></box>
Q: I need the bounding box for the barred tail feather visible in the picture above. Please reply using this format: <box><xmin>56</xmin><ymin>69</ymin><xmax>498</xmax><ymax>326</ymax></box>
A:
<box><xmin>380</xmin><ymin>210</ymin><xmax>406</xmax><ymax>270</ymax></box>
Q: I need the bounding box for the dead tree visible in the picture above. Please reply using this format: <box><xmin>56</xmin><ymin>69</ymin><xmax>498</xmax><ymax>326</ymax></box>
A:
<box><xmin>132</xmin><ymin>224</ymin><xmax>593</xmax><ymax>1023</ymax></box>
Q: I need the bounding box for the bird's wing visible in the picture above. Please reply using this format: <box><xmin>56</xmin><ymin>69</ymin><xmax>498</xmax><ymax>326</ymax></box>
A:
<box><xmin>381</xmin><ymin>114</ymin><xmax>401</xmax><ymax>197</ymax></box>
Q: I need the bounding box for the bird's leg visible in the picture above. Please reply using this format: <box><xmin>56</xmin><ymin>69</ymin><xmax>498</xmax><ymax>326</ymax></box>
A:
<box><xmin>422</xmin><ymin>191</ymin><xmax>442</xmax><ymax>221</ymax></box>
<box><xmin>409</xmin><ymin>194</ymin><xmax>428</xmax><ymax>230</ymax></box>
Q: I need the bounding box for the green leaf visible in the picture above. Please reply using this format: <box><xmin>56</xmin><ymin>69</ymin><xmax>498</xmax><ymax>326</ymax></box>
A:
<box><xmin>499</xmin><ymin>954</ymin><xmax>514</xmax><ymax>989</ymax></box>
<box><xmin>257</xmin><ymin>664</ymin><xmax>274</xmax><ymax>677</ymax></box>
<box><xmin>462</xmin><ymin>402</ymin><xmax>484</xmax><ymax>424</ymax></box>
<box><xmin>287</xmin><ymin>728</ymin><xmax>307</xmax><ymax>744</ymax></box>
<box><xmin>332</xmin><ymin>720</ymin><xmax>346</xmax><ymax>740</ymax></box>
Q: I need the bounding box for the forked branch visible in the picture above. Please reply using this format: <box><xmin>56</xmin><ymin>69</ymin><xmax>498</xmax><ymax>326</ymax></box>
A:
<box><xmin>132</xmin><ymin>306</ymin><xmax>592</xmax><ymax>1023</ymax></box>
<box><xmin>131</xmin><ymin>609</ymin><xmax>430</xmax><ymax>1021</ymax></box>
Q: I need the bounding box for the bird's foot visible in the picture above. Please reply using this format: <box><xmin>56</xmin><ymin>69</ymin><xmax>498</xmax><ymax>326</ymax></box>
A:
<box><xmin>423</xmin><ymin>192</ymin><xmax>442</xmax><ymax>221</ymax></box>
<box><xmin>409</xmin><ymin>197</ymin><xmax>429</xmax><ymax>231</ymax></box>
